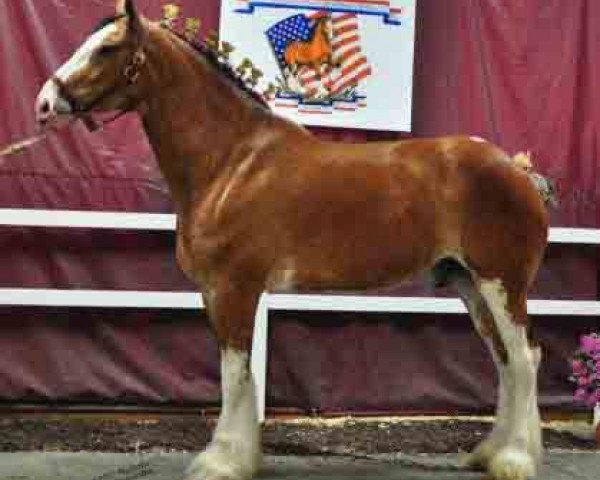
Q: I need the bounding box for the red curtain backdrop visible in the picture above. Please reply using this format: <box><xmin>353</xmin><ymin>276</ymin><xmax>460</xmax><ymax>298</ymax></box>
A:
<box><xmin>0</xmin><ymin>0</ymin><xmax>598</xmax><ymax>412</ymax></box>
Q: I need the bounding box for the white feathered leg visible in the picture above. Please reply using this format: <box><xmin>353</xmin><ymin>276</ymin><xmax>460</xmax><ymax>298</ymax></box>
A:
<box><xmin>479</xmin><ymin>279</ymin><xmax>539</xmax><ymax>480</ymax></box>
<box><xmin>466</xmin><ymin>340</ymin><xmax>511</xmax><ymax>469</ymax></box>
<box><xmin>454</xmin><ymin>275</ymin><xmax>509</xmax><ymax>470</ymax></box>
<box><xmin>186</xmin><ymin>349</ymin><xmax>262</xmax><ymax>480</ymax></box>
<box><xmin>527</xmin><ymin>345</ymin><xmax>543</xmax><ymax>466</ymax></box>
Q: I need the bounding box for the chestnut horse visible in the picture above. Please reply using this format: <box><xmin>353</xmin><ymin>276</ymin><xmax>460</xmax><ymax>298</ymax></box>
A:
<box><xmin>284</xmin><ymin>16</ymin><xmax>334</xmax><ymax>74</ymax></box>
<box><xmin>35</xmin><ymin>2</ymin><xmax>549</xmax><ymax>480</ymax></box>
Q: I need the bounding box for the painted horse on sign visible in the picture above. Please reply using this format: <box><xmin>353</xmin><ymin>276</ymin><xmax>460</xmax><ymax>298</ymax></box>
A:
<box><xmin>35</xmin><ymin>1</ymin><xmax>551</xmax><ymax>479</ymax></box>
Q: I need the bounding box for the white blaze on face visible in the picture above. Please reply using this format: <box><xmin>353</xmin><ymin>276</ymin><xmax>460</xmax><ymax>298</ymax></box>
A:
<box><xmin>55</xmin><ymin>22</ymin><xmax>120</xmax><ymax>81</ymax></box>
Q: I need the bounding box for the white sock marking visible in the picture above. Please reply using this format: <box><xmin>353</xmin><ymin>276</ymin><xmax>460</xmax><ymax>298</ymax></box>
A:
<box><xmin>456</xmin><ymin>277</ymin><xmax>508</xmax><ymax>461</ymax></box>
<box><xmin>479</xmin><ymin>279</ymin><xmax>538</xmax><ymax>479</ymax></box>
<box><xmin>187</xmin><ymin>348</ymin><xmax>261</xmax><ymax>480</ymax></box>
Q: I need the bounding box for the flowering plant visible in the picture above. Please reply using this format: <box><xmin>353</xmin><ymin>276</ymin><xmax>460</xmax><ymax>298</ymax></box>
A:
<box><xmin>570</xmin><ymin>332</ymin><xmax>600</xmax><ymax>407</ymax></box>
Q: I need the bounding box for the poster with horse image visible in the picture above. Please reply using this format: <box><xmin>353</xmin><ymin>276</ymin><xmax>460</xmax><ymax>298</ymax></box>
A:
<box><xmin>219</xmin><ymin>0</ymin><xmax>416</xmax><ymax>131</ymax></box>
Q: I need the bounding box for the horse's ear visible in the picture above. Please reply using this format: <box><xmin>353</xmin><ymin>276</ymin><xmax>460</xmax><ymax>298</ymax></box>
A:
<box><xmin>116</xmin><ymin>0</ymin><xmax>135</xmax><ymax>16</ymax></box>
<box><xmin>116</xmin><ymin>0</ymin><xmax>145</xmax><ymax>40</ymax></box>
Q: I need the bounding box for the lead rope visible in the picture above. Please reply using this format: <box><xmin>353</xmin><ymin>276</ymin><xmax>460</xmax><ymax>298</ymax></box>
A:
<box><xmin>0</xmin><ymin>133</ymin><xmax>49</xmax><ymax>158</ymax></box>
<box><xmin>0</xmin><ymin>108</ymin><xmax>133</xmax><ymax>159</ymax></box>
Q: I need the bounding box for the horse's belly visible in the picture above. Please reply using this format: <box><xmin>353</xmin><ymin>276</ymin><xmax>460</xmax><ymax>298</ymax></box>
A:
<box><xmin>268</xmin><ymin>222</ymin><xmax>437</xmax><ymax>293</ymax></box>
<box><xmin>267</xmin><ymin>259</ymin><xmax>426</xmax><ymax>293</ymax></box>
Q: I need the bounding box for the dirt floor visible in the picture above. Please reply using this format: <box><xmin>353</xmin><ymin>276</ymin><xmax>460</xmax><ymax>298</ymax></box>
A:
<box><xmin>0</xmin><ymin>416</ymin><xmax>596</xmax><ymax>454</ymax></box>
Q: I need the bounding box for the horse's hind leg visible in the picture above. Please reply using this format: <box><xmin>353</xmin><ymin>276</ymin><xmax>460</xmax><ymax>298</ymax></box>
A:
<box><xmin>444</xmin><ymin>264</ymin><xmax>541</xmax><ymax>480</ymax></box>
<box><xmin>475</xmin><ymin>279</ymin><xmax>541</xmax><ymax>480</ymax></box>
<box><xmin>186</xmin><ymin>281</ymin><xmax>262</xmax><ymax>480</ymax></box>
<box><xmin>447</xmin><ymin>269</ymin><xmax>509</xmax><ymax>469</ymax></box>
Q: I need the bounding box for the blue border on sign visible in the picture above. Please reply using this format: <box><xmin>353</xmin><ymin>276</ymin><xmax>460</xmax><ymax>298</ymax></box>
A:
<box><xmin>234</xmin><ymin>2</ymin><xmax>403</xmax><ymax>26</ymax></box>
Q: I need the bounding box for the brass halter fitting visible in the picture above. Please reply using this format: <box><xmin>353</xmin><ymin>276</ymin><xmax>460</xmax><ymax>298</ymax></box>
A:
<box><xmin>124</xmin><ymin>50</ymin><xmax>147</xmax><ymax>85</ymax></box>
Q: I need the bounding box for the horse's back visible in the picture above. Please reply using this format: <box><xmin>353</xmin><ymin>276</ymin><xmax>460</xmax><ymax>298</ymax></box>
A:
<box><xmin>391</xmin><ymin>135</ymin><xmax>548</xmax><ymax>288</ymax></box>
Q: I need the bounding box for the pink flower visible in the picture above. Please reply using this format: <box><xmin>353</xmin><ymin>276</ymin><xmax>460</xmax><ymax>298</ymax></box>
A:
<box><xmin>572</xmin><ymin>333</ymin><xmax>600</xmax><ymax>407</ymax></box>
<box><xmin>581</xmin><ymin>335</ymin><xmax>600</xmax><ymax>355</ymax></box>
<box><xmin>572</xmin><ymin>359</ymin><xmax>587</xmax><ymax>376</ymax></box>
<box><xmin>574</xmin><ymin>388</ymin><xmax>587</xmax><ymax>403</ymax></box>
<box><xmin>578</xmin><ymin>375</ymin><xmax>591</xmax><ymax>386</ymax></box>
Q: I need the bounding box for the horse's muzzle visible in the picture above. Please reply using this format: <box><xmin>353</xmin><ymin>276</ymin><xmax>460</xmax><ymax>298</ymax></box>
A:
<box><xmin>35</xmin><ymin>79</ymin><xmax>73</xmax><ymax>128</ymax></box>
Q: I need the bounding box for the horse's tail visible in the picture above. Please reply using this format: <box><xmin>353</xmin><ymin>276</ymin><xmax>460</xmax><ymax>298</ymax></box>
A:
<box><xmin>511</xmin><ymin>151</ymin><xmax>558</xmax><ymax>208</ymax></box>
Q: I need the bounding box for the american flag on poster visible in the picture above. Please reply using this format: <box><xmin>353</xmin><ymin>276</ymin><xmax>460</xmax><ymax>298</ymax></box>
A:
<box><xmin>266</xmin><ymin>12</ymin><xmax>372</xmax><ymax>99</ymax></box>
<box><xmin>220</xmin><ymin>0</ymin><xmax>417</xmax><ymax>131</ymax></box>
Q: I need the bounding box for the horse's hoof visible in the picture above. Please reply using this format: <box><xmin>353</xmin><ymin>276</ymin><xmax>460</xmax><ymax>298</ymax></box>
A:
<box><xmin>184</xmin><ymin>446</ymin><xmax>260</xmax><ymax>480</ymax></box>
<box><xmin>462</xmin><ymin>437</ymin><xmax>500</xmax><ymax>471</ymax></box>
<box><xmin>488</xmin><ymin>447</ymin><xmax>536</xmax><ymax>480</ymax></box>
<box><xmin>184</xmin><ymin>474</ymin><xmax>230</xmax><ymax>480</ymax></box>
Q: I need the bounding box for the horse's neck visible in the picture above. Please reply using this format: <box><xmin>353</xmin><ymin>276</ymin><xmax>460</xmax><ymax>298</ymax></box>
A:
<box><xmin>139</xmin><ymin>29</ymin><xmax>272</xmax><ymax>212</ymax></box>
<box><xmin>315</xmin><ymin>24</ymin><xmax>329</xmax><ymax>46</ymax></box>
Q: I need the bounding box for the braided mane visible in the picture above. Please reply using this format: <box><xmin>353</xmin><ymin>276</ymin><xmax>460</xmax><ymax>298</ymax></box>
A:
<box><xmin>166</xmin><ymin>28</ymin><xmax>270</xmax><ymax>110</ymax></box>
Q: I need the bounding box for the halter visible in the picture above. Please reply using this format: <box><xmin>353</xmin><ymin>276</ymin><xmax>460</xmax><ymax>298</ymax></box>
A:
<box><xmin>50</xmin><ymin>45</ymin><xmax>147</xmax><ymax>131</ymax></box>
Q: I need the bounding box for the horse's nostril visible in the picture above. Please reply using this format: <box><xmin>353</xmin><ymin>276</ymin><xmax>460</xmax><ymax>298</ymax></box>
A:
<box><xmin>40</xmin><ymin>100</ymin><xmax>50</xmax><ymax>114</ymax></box>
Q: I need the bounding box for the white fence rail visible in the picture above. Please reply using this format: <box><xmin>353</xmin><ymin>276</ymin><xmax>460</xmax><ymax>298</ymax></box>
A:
<box><xmin>1</xmin><ymin>208</ymin><xmax>599</xmax><ymax>420</ymax></box>
<box><xmin>1</xmin><ymin>208</ymin><xmax>600</xmax><ymax>243</ymax></box>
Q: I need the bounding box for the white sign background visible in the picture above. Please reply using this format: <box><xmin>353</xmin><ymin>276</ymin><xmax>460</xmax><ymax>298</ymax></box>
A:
<box><xmin>219</xmin><ymin>1</ymin><xmax>417</xmax><ymax>132</ymax></box>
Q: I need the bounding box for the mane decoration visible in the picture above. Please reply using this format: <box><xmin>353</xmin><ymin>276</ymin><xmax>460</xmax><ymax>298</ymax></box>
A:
<box><xmin>159</xmin><ymin>4</ymin><xmax>274</xmax><ymax>109</ymax></box>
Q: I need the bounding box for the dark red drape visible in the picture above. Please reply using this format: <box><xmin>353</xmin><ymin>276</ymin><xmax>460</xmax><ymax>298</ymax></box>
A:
<box><xmin>0</xmin><ymin>0</ymin><xmax>597</xmax><ymax>412</ymax></box>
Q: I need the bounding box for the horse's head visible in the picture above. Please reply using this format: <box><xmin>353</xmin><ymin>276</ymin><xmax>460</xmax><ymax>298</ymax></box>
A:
<box><xmin>35</xmin><ymin>0</ymin><xmax>148</xmax><ymax>129</ymax></box>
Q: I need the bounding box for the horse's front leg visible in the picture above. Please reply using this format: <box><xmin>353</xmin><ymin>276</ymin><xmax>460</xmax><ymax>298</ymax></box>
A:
<box><xmin>186</xmin><ymin>281</ymin><xmax>262</xmax><ymax>480</ymax></box>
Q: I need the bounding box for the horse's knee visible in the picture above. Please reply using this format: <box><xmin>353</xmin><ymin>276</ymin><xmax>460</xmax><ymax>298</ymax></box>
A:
<box><xmin>204</xmin><ymin>281</ymin><xmax>261</xmax><ymax>350</ymax></box>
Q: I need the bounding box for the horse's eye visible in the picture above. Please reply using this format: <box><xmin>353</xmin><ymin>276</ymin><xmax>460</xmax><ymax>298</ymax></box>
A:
<box><xmin>97</xmin><ymin>44</ymin><xmax>121</xmax><ymax>57</ymax></box>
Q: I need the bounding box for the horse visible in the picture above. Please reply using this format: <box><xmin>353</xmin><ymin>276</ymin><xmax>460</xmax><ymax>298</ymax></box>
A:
<box><xmin>284</xmin><ymin>16</ymin><xmax>335</xmax><ymax>75</ymax></box>
<box><xmin>35</xmin><ymin>2</ymin><xmax>549</xmax><ymax>480</ymax></box>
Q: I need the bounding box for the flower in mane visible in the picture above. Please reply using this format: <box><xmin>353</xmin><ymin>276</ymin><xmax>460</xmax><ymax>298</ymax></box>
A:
<box><xmin>176</xmin><ymin>31</ymin><xmax>271</xmax><ymax>110</ymax></box>
<box><xmin>156</xmin><ymin>5</ymin><xmax>270</xmax><ymax>110</ymax></box>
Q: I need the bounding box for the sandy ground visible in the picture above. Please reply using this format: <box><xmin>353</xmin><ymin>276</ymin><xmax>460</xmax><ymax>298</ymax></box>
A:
<box><xmin>0</xmin><ymin>416</ymin><xmax>597</xmax><ymax>480</ymax></box>
<box><xmin>1</xmin><ymin>451</ymin><xmax>600</xmax><ymax>480</ymax></box>
<box><xmin>0</xmin><ymin>416</ymin><xmax>596</xmax><ymax>454</ymax></box>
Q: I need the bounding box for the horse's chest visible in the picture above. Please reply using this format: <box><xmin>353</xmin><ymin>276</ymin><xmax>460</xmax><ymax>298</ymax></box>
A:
<box><xmin>175</xmin><ymin>194</ymin><xmax>260</xmax><ymax>282</ymax></box>
<box><xmin>176</xmin><ymin>221</ymin><xmax>236</xmax><ymax>277</ymax></box>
